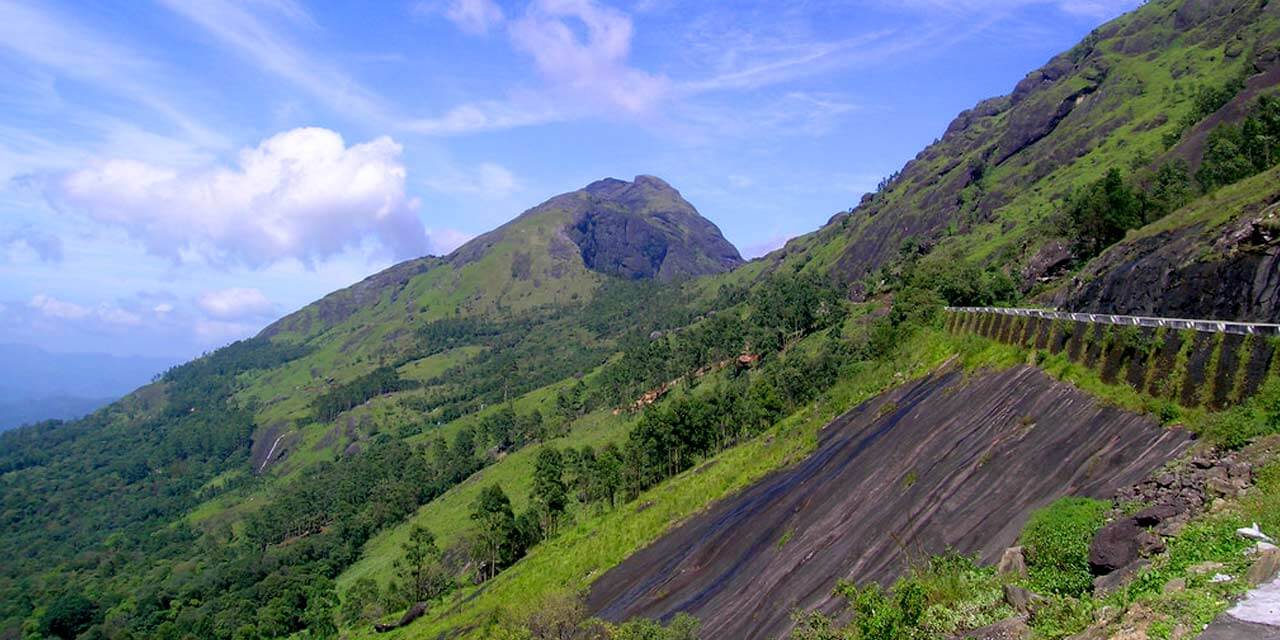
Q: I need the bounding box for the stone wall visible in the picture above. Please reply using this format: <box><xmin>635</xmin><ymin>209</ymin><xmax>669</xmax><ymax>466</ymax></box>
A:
<box><xmin>945</xmin><ymin>310</ymin><xmax>1280</xmax><ymax>409</ymax></box>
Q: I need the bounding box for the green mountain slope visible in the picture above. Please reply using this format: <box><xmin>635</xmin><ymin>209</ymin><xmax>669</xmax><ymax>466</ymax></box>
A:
<box><xmin>764</xmin><ymin>0</ymin><xmax>1280</xmax><ymax>296</ymax></box>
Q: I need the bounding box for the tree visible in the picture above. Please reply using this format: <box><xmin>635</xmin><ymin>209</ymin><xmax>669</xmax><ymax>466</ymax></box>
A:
<box><xmin>40</xmin><ymin>592</ymin><xmax>96</xmax><ymax>640</ymax></box>
<box><xmin>1197</xmin><ymin>124</ymin><xmax>1255</xmax><ymax>191</ymax></box>
<box><xmin>395</xmin><ymin>525</ymin><xmax>451</xmax><ymax>603</ymax></box>
<box><xmin>1065</xmin><ymin>168</ymin><xmax>1145</xmax><ymax>258</ymax></box>
<box><xmin>1149</xmin><ymin>159</ymin><xmax>1192</xmax><ymax>214</ymax></box>
<box><xmin>532</xmin><ymin>448</ymin><xmax>568</xmax><ymax>536</ymax></box>
<box><xmin>595</xmin><ymin>444</ymin><xmax>624</xmax><ymax>508</ymax></box>
<box><xmin>471</xmin><ymin>484</ymin><xmax>517</xmax><ymax>581</ymax></box>
<box><xmin>339</xmin><ymin>577</ymin><xmax>383</xmax><ymax>626</ymax></box>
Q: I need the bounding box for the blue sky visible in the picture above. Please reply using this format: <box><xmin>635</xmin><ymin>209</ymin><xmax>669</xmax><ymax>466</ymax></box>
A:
<box><xmin>0</xmin><ymin>0</ymin><xmax>1138</xmax><ymax>359</ymax></box>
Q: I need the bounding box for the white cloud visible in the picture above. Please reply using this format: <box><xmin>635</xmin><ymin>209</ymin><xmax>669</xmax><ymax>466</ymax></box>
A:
<box><xmin>508</xmin><ymin>0</ymin><xmax>669</xmax><ymax>114</ymax></box>
<box><xmin>425</xmin><ymin>227</ymin><xmax>475</xmax><ymax>255</ymax></box>
<box><xmin>403</xmin><ymin>99</ymin><xmax>561</xmax><ymax>135</ymax></box>
<box><xmin>27</xmin><ymin>293</ymin><xmax>141</xmax><ymax>325</ymax></box>
<box><xmin>198</xmin><ymin>287</ymin><xmax>273</xmax><ymax>319</ymax></box>
<box><xmin>28</xmin><ymin>293</ymin><xmax>88</xmax><ymax>319</ymax></box>
<box><xmin>195</xmin><ymin>318</ymin><xmax>258</xmax><ymax>344</ymax></box>
<box><xmin>424</xmin><ymin>162</ymin><xmax>522</xmax><ymax>199</ymax></box>
<box><xmin>741</xmin><ymin>234</ymin><xmax>789</xmax><ymax>259</ymax></box>
<box><xmin>153</xmin><ymin>303</ymin><xmax>174</xmax><ymax>315</ymax></box>
<box><xmin>446</xmin><ymin>0</ymin><xmax>505</xmax><ymax>35</ymax></box>
<box><xmin>51</xmin><ymin>127</ymin><xmax>428</xmax><ymax>267</ymax></box>
<box><xmin>4</xmin><ymin>228</ymin><xmax>63</xmax><ymax>262</ymax></box>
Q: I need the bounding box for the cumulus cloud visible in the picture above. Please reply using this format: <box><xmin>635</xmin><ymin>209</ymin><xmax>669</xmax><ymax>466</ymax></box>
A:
<box><xmin>508</xmin><ymin>0</ymin><xmax>669</xmax><ymax>114</ymax></box>
<box><xmin>198</xmin><ymin>287</ymin><xmax>273</xmax><ymax>319</ymax></box>
<box><xmin>51</xmin><ymin>127</ymin><xmax>428</xmax><ymax>268</ymax></box>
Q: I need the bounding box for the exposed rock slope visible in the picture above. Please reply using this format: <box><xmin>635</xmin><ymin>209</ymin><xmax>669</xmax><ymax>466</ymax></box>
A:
<box><xmin>1051</xmin><ymin>167</ymin><xmax>1280</xmax><ymax>321</ymax></box>
<box><xmin>587</xmin><ymin>365</ymin><xmax>1192</xmax><ymax>639</ymax></box>
<box><xmin>566</xmin><ymin>176</ymin><xmax>744</xmax><ymax>281</ymax></box>
<box><xmin>759</xmin><ymin>0</ymin><xmax>1280</xmax><ymax>300</ymax></box>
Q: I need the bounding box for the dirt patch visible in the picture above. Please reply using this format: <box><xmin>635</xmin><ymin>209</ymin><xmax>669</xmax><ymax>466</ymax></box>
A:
<box><xmin>586</xmin><ymin>366</ymin><xmax>1192</xmax><ymax>639</ymax></box>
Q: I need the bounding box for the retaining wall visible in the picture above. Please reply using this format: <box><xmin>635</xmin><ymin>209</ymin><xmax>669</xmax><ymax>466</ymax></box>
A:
<box><xmin>944</xmin><ymin>309</ymin><xmax>1280</xmax><ymax>409</ymax></box>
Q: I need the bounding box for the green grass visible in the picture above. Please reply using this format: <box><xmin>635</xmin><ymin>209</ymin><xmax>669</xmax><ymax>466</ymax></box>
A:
<box><xmin>337</xmin><ymin>407</ymin><xmax>635</xmax><ymax>594</ymax></box>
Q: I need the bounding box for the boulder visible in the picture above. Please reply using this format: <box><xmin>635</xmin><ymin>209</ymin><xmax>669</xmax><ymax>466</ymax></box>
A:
<box><xmin>997</xmin><ymin>546</ymin><xmax>1029</xmax><ymax>579</ymax></box>
<box><xmin>374</xmin><ymin>601</ymin><xmax>427</xmax><ymax>633</ymax></box>
<box><xmin>1245</xmin><ymin>546</ymin><xmax>1280</xmax><ymax>586</ymax></box>
<box><xmin>1089</xmin><ymin>519</ymin><xmax>1142</xmax><ymax>574</ymax></box>
<box><xmin>1137</xmin><ymin>530</ymin><xmax>1166</xmax><ymax>557</ymax></box>
<box><xmin>1092</xmin><ymin>559</ymin><xmax>1148</xmax><ymax>595</ymax></box>
<box><xmin>1133</xmin><ymin>504</ymin><xmax>1178</xmax><ymax>527</ymax></box>
<box><xmin>1002</xmin><ymin>584</ymin><xmax>1045</xmax><ymax>615</ymax></box>
<box><xmin>953</xmin><ymin>616</ymin><xmax>1031</xmax><ymax>640</ymax></box>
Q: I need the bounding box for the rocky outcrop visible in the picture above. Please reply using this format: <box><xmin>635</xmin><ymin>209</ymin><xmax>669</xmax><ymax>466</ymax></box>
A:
<box><xmin>1086</xmin><ymin>450</ymin><xmax>1257</xmax><ymax>591</ymax></box>
<box><xmin>587</xmin><ymin>365</ymin><xmax>1192</xmax><ymax>639</ymax></box>
<box><xmin>566</xmin><ymin>176</ymin><xmax>744</xmax><ymax>281</ymax></box>
<box><xmin>373</xmin><ymin>601</ymin><xmax>426</xmax><ymax>633</ymax></box>
<box><xmin>1054</xmin><ymin>193</ymin><xmax>1280</xmax><ymax>322</ymax></box>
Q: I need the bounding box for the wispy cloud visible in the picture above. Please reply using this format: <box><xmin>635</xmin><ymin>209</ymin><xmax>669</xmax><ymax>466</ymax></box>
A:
<box><xmin>423</xmin><ymin>162</ymin><xmax>523</xmax><ymax>199</ymax></box>
<box><xmin>402</xmin><ymin>98</ymin><xmax>562</xmax><ymax>135</ymax></box>
<box><xmin>508</xmin><ymin>0</ymin><xmax>670</xmax><ymax>114</ymax></box>
<box><xmin>416</xmin><ymin>0</ymin><xmax>506</xmax><ymax>35</ymax></box>
<box><xmin>156</xmin><ymin>0</ymin><xmax>389</xmax><ymax>124</ymax></box>
<box><xmin>0</xmin><ymin>0</ymin><xmax>226</xmax><ymax>149</ymax></box>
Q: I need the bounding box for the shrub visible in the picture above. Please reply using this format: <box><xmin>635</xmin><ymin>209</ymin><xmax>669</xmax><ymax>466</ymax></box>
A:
<box><xmin>1020</xmin><ymin>497</ymin><xmax>1109</xmax><ymax>596</ymax></box>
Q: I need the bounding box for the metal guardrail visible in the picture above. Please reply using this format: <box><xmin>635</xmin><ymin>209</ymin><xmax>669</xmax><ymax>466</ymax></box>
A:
<box><xmin>946</xmin><ymin>307</ymin><xmax>1280</xmax><ymax>337</ymax></box>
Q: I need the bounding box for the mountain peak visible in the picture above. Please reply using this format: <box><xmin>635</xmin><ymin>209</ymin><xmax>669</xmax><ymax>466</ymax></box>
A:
<box><xmin>568</xmin><ymin>175</ymin><xmax>743</xmax><ymax>281</ymax></box>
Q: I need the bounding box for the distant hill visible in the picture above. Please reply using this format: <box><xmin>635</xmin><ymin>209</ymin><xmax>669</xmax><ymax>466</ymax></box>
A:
<box><xmin>0</xmin><ymin>344</ymin><xmax>173</xmax><ymax>431</ymax></box>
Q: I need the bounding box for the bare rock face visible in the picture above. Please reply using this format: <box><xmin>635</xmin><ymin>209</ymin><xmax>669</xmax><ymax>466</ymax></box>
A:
<box><xmin>1054</xmin><ymin>198</ymin><xmax>1280</xmax><ymax>323</ymax></box>
<box><xmin>566</xmin><ymin>176</ymin><xmax>744</xmax><ymax>281</ymax></box>
<box><xmin>587</xmin><ymin>365</ymin><xmax>1191</xmax><ymax>639</ymax></box>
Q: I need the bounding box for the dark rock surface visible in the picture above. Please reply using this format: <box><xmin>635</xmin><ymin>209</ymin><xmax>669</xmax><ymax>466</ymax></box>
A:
<box><xmin>1054</xmin><ymin>201</ymin><xmax>1280</xmax><ymax>323</ymax></box>
<box><xmin>586</xmin><ymin>365</ymin><xmax>1192</xmax><ymax>639</ymax></box>
<box><xmin>811</xmin><ymin>0</ymin><xmax>1279</xmax><ymax>288</ymax></box>
<box><xmin>566</xmin><ymin>176</ymin><xmax>744</xmax><ymax>281</ymax></box>
<box><xmin>1090</xmin><ymin>519</ymin><xmax>1143</xmax><ymax>575</ymax></box>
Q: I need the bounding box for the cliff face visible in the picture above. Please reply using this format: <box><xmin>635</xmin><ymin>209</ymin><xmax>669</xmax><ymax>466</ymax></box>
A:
<box><xmin>587</xmin><ymin>365</ymin><xmax>1192</xmax><ymax>639</ymax></box>
<box><xmin>567</xmin><ymin>176</ymin><xmax>744</xmax><ymax>281</ymax></box>
<box><xmin>1052</xmin><ymin>167</ymin><xmax>1280</xmax><ymax>322</ymax></box>
<box><xmin>761</xmin><ymin>0</ymin><xmax>1280</xmax><ymax>306</ymax></box>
